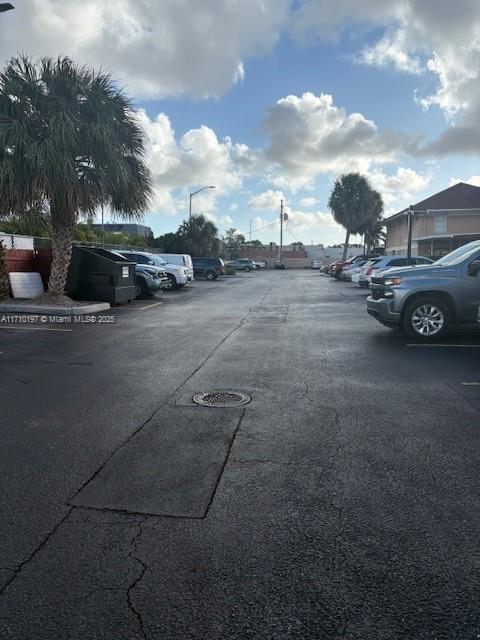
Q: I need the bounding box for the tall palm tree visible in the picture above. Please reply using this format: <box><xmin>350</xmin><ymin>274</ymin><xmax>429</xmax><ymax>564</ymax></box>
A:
<box><xmin>0</xmin><ymin>55</ymin><xmax>152</xmax><ymax>297</ymax></box>
<box><xmin>328</xmin><ymin>173</ymin><xmax>380</xmax><ymax>260</ymax></box>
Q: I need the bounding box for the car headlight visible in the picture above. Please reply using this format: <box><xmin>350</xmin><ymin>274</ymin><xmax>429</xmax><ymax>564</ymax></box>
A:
<box><xmin>384</xmin><ymin>277</ymin><xmax>402</xmax><ymax>286</ymax></box>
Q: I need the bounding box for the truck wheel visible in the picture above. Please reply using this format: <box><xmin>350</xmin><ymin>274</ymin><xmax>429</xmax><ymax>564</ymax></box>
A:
<box><xmin>245</xmin><ymin>266</ymin><xmax>251</xmax><ymax>272</ymax></box>
<box><xmin>205</xmin><ymin>270</ymin><xmax>217</xmax><ymax>281</ymax></box>
<box><xmin>163</xmin><ymin>274</ymin><xmax>177</xmax><ymax>291</ymax></box>
<box><xmin>135</xmin><ymin>279</ymin><xmax>149</xmax><ymax>300</ymax></box>
<box><xmin>403</xmin><ymin>297</ymin><xmax>451</xmax><ymax>341</ymax></box>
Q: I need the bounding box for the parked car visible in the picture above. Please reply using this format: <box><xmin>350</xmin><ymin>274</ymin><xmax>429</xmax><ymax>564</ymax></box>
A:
<box><xmin>368</xmin><ymin>255</ymin><xmax>432</xmax><ymax>285</ymax></box>
<box><xmin>254</xmin><ymin>260</ymin><xmax>267</xmax><ymax>269</ymax></box>
<box><xmin>352</xmin><ymin>258</ymin><xmax>383</xmax><ymax>287</ymax></box>
<box><xmin>112</xmin><ymin>251</ymin><xmax>168</xmax><ymax>299</ymax></box>
<box><xmin>274</xmin><ymin>261</ymin><xmax>286</xmax><ymax>270</ymax></box>
<box><xmin>227</xmin><ymin>258</ymin><xmax>256</xmax><ymax>272</ymax></box>
<box><xmin>339</xmin><ymin>259</ymin><xmax>369</xmax><ymax>281</ymax></box>
<box><xmin>155</xmin><ymin>253</ymin><xmax>194</xmax><ymax>281</ymax></box>
<box><xmin>367</xmin><ymin>240</ymin><xmax>480</xmax><ymax>340</ymax></box>
<box><xmin>311</xmin><ymin>260</ymin><xmax>322</xmax><ymax>270</ymax></box>
<box><xmin>331</xmin><ymin>255</ymin><xmax>378</xmax><ymax>279</ymax></box>
<box><xmin>118</xmin><ymin>251</ymin><xmax>188</xmax><ymax>290</ymax></box>
<box><xmin>192</xmin><ymin>256</ymin><xmax>225</xmax><ymax>280</ymax></box>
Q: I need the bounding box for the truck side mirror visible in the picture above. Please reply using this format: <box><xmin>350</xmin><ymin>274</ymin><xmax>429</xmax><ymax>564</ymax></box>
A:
<box><xmin>467</xmin><ymin>259</ymin><xmax>480</xmax><ymax>276</ymax></box>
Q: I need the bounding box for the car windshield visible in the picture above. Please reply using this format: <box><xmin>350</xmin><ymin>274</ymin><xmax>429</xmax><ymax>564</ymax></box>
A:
<box><xmin>148</xmin><ymin>254</ymin><xmax>167</xmax><ymax>266</ymax></box>
<box><xmin>434</xmin><ymin>242</ymin><xmax>480</xmax><ymax>266</ymax></box>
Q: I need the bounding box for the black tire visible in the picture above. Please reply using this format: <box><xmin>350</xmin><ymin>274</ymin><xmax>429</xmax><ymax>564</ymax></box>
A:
<box><xmin>205</xmin><ymin>270</ymin><xmax>217</xmax><ymax>281</ymax></box>
<box><xmin>402</xmin><ymin>296</ymin><xmax>451</xmax><ymax>341</ymax></box>
<box><xmin>135</xmin><ymin>278</ymin><xmax>149</xmax><ymax>300</ymax></box>
<box><xmin>162</xmin><ymin>274</ymin><xmax>178</xmax><ymax>291</ymax></box>
<box><xmin>245</xmin><ymin>266</ymin><xmax>251</xmax><ymax>272</ymax></box>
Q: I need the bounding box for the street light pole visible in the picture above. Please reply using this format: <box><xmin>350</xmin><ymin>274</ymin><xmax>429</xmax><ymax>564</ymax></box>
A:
<box><xmin>189</xmin><ymin>185</ymin><xmax>216</xmax><ymax>220</ymax></box>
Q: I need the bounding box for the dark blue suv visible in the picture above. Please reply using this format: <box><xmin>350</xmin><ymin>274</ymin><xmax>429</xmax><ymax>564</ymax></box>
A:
<box><xmin>192</xmin><ymin>257</ymin><xmax>225</xmax><ymax>280</ymax></box>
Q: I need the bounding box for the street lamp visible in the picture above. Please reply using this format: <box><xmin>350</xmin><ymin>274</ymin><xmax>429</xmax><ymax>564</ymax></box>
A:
<box><xmin>189</xmin><ymin>185</ymin><xmax>215</xmax><ymax>219</ymax></box>
<box><xmin>0</xmin><ymin>3</ymin><xmax>14</xmax><ymax>12</ymax></box>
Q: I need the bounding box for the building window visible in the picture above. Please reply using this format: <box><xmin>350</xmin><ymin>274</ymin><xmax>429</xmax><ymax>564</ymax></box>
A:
<box><xmin>433</xmin><ymin>213</ymin><xmax>447</xmax><ymax>234</ymax></box>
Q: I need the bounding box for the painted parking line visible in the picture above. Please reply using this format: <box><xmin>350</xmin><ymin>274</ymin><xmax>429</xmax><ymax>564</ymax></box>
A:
<box><xmin>407</xmin><ymin>343</ymin><xmax>480</xmax><ymax>348</ymax></box>
<box><xmin>0</xmin><ymin>326</ymin><xmax>73</xmax><ymax>332</ymax></box>
<box><xmin>461</xmin><ymin>382</ymin><xmax>480</xmax><ymax>386</ymax></box>
<box><xmin>138</xmin><ymin>301</ymin><xmax>163</xmax><ymax>311</ymax></box>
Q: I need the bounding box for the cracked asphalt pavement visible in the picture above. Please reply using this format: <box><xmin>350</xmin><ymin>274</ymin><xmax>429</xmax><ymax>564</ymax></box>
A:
<box><xmin>1</xmin><ymin>270</ymin><xmax>479</xmax><ymax>639</ymax></box>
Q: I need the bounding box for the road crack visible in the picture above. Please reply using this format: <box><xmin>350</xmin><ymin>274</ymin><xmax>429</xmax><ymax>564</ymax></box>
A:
<box><xmin>0</xmin><ymin>507</ymin><xmax>74</xmax><ymax>596</ymax></box>
<box><xmin>298</xmin><ymin>381</ymin><xmax>314</xmax><ymax>405</ymax></box>
<box><xmin>126</xmin><ymin>517</ymin><xmax>149</xmax><ymax>640</ymax></box>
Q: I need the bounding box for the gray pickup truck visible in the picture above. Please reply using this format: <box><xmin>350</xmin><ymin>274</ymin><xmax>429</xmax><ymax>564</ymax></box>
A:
<box><xmin>367</xmin><ymin>240</ymin><xmax>480</xmax><ymax>340</ymax></box>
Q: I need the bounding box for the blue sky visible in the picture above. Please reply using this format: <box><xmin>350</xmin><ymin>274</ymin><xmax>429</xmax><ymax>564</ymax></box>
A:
<box><xmin>3</xmin><ymin>1</ymin><xmax>480</xmax><ymax>245</ymax></box>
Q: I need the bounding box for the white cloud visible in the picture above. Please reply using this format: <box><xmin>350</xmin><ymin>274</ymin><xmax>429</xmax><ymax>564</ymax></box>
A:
<box><xmin>249</xmin><ymin>190</ymin><xmax>285</xmax><ymax>210</ymax></box>
<box><xmin>367</xmin><ymin>167</ymin><xmax>430</xmax><ymax>207</ymax></box>
<box><xmin>290</xmin><ymin>1</ymin><xmax>480</xmax><ymax>154</ymax></box>
<box><xmin>285</xmin><ymin>208</ymin><xmax>342</xmax><ymax>233</ymax></box>
<box><xmin>449</xmin><ymin>175</ymin><xmax>480</xmax><ymax>187</ymax></box>
<box><xmin>357</xmin><ymin>31</ymin><xmax>422</xmax><ymax>75</ymax></box>
<box><xmin>203</xmin><ymin>212</ymin><xmax>234</xmax><ymax>229</ymax></box>
<box><xmin>298</xmin><ymin>197</ymin><xmax>318</xmax><ymax>208</ymax></box>
<box><xmin>1</xmin><ymin>0</ymin><xmax>290</xmax><ymax>98</ymax></box>
<box><xmin>138</xmin><ymin>110</ymin><xmax>256</xmax><ymax>214</ymax></box>
<box><xmin>264</xmin><ymin>92</ymin><xmax>414</xmax><ymax>189</ymax></box>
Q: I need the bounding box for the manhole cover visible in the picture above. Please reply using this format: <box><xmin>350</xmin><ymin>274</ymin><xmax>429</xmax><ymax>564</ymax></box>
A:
<box><xmin>192</xmin><ymin>391</ymin><xmax>251</xmax><ymax>408</ymax></box>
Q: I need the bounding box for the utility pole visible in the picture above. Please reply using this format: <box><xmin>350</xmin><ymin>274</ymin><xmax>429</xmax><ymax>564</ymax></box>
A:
<box><xmin>279</xmin><ymin>199</ymin><xmax>284</xmax><ymax>263</ymax></box>
<box><xmin>249</xmin><ymin>218</ymin><xmax>252</xmax><ymax>243</ymax></box>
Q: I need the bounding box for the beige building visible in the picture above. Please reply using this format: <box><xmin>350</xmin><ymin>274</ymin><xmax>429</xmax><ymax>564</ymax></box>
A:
<box><xmin>384</xmin><ymin>182</ymin><xmax>480</xmax><ymax>258</ymax></box>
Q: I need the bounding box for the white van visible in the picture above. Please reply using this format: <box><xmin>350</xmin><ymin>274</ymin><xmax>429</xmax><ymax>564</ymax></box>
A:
<box><xmin>156</xmin><ymin>254</ymin><xmax>194</xmax><ymax>281</ymax></box>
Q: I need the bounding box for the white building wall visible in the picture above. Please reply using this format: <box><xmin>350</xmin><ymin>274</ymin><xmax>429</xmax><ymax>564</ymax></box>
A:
<box><xmin>0</xmin><ymin>233</ymin><xmax>34</xmax><ymax>250</ymax></box>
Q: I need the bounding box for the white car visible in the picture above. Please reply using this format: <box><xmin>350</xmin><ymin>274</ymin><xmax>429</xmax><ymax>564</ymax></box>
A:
<box><xmin>155</xmin><ymin>253</ymin><xmax>194</xmax><ymax>281</ymax></box>
<box><xmin>340</xmin><ymin>260</ymin><xmax>368</xmax><ymax>281</ymax></box>
<box><xmin>353</xmin><ymin>259</ymin><xmax>381</xmax><ymax>287</ymax></box>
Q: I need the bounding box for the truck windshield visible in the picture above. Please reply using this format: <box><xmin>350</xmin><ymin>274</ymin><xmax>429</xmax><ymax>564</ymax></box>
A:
<box><xmin>149</xmin><ymin>255</ymin><xmax>167</xmax><ymax>266</ymax></box>
<box><xmin>435</xmin><ymin>242</ymin><xmax>480</xmax><ymax>266</ymax></box>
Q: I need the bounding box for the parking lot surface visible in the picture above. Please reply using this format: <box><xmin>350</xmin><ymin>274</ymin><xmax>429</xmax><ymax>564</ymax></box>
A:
<box><xmin>1</xmin><ymin>270</ymin><xmax>479</xmax><ymax>639</ymax></box>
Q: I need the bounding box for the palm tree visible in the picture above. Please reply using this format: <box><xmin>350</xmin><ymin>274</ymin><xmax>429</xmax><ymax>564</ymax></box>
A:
<box><xmin>328</xmin><ymin>173</ymin><xmax>380</xmax><ymax>260</ymax></box>
<box><xmin>354</xmin><ymin>188</ymin><xmax>385</xmax><ymax>253</ymax></box>
<box><xmin>178</xmin><ymin>214</ymin><xmax>220</xmax><ymax>256</ymax></box>
<box><xmin>363</xmin><ymin>219</ymin><xmax>386</xmax><ymax>253</ymax></box>
<box><xmin>0</xmin><ymin>55</ymin><xmax>152</xmax><ymax>298</ymax></box>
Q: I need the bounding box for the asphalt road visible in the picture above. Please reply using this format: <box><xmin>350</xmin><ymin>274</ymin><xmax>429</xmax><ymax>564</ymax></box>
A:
<box><xmin>1</xmin><ymin>270</ymin><xmax>479</xmax><ymax>639</ymax></box>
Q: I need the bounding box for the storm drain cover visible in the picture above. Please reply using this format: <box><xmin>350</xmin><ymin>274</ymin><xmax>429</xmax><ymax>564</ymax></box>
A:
<box><xmin>193</xmin><ymin>391</ymin><xmax>251</xmax><ymax>408</ymax></box>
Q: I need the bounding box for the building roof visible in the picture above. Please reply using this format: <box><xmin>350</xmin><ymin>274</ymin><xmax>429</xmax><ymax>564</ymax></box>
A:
<box><xmin>385</xmin><ymin>182</ymin><xmax>480</xmax><ymax>225</ymax></box>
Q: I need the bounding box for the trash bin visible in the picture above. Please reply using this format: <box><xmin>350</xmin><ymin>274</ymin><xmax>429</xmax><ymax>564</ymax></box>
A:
<box><xmin>66</xmin><ymin>245</ymin><xmax>136</xmax><ymax>303</ymax></box>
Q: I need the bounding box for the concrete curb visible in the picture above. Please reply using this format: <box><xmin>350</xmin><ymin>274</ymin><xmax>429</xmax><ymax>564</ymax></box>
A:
<box><xmin>0</xmin><ymin>302</ymin><xmax>111</xmax><ymax>315</ymax></box>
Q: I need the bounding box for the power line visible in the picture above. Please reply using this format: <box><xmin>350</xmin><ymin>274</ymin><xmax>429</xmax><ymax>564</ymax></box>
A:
<box><xmin>239</xmin><ymin>219</ymin><xmax>279</xmax><ymax>236</ymax></box>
